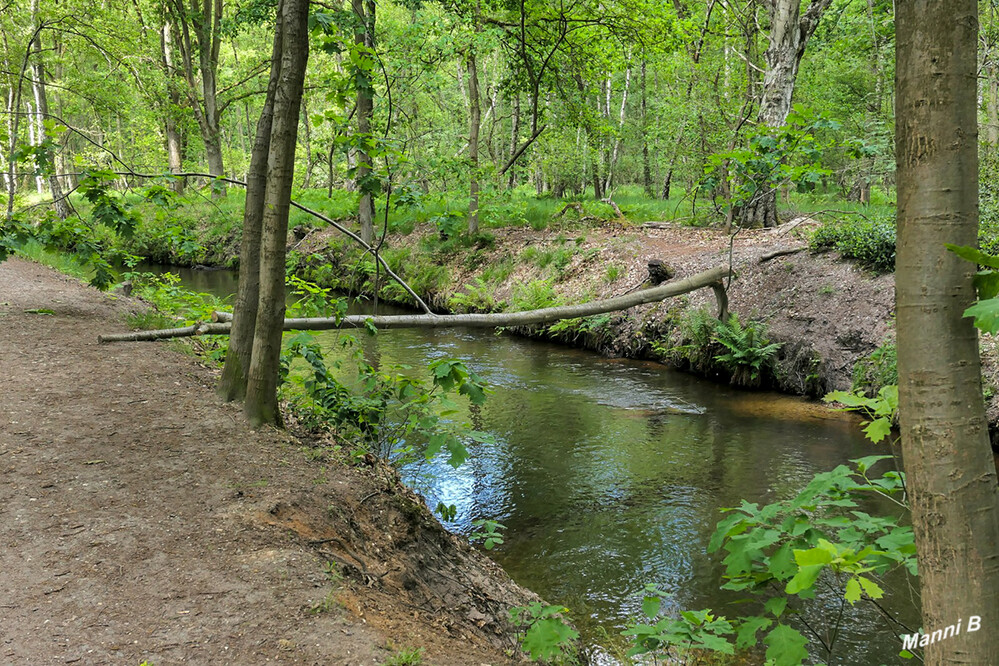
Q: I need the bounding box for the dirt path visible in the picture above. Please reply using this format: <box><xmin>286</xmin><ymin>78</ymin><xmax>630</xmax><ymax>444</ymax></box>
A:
<box><xmin>0</xmin><ymin>258</ymin><xmax>528</xmax><ymax>665</ymax></box>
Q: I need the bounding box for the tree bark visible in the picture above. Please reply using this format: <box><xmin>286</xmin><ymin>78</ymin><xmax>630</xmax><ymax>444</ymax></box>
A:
<box><xmin>28</xmin><ymin>0</ymin><xmax>70</xmax><ymax>220</ymax></box>
<box><xmin>160</xmin><ymin>22</ymin><xmax>185</xmax><ymax>194</ymax></box>
<box><xmin>467</xmin><ymin>44</ymin><xmax>481</xmax><ymax>235</ymax></box>
<box><xmin>896</xmin><ymin>3</ymin><xmax>999</xmax><ymax>664</ymax></box>
<box><xmin>352</xmin><ymin>0</ymin><xmax>375</xmax><ymax>244</ymax></box>
<box><xmin>604</xmin><ymin>65</ymin><xmax>631</xmax><ymax>194</ymax></box>
<box><xmin>507</xmin><ymin>94</ymin><xmax>520</xmax><ymax>188</ymax></box>
<box><xmin>641</xmin><ymin>60</ymin><xmax>653</xmax><ymax>197</ymax></box>
<box><xmin>301</xmin><ymin>94</ymin><xmax>313</xmax><ymax>188</ymax></box>
<box><xmin>216</xmin><ymin>1</ymin><xmax>285</xmax><ymax>404</ymax></box>
<box><xmin>243</xmin><ymin>0</ymin><xmax>310</xmax><ymax>427</ymax></box>
<box><xmin>737</xmin><ymin>0</ymin><xmax>832</xmax><ymax>228</ymax></box>
<box><xmin>169</xmin><ymin>0</ymin><xmax>226</xmax><ymax>194</ymax></box>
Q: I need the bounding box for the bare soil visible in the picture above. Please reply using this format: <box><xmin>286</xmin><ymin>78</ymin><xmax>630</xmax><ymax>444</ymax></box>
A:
<box><xmin>0</xmin><ymin>257</ymin><xmax>535</xmax><ymax>666</ymax></box>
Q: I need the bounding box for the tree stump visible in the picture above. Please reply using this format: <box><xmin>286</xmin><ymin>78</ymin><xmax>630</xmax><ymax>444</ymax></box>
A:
<box><xmin>647</xmin><ymin>259</ymin><xmax>675</xmax><ymax>285</ymax></box>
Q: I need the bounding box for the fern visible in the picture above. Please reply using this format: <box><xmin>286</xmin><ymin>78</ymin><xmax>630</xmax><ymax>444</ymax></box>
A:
<box><xmin>713</xmin><ymin>314</ymin><xmax>782</xmax><ymax>384</ymax></box>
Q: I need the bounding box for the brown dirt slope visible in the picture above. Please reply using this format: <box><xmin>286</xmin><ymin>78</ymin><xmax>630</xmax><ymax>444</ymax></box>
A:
<box><xmin>0</xmin><ymin>258</ymin><xmax>533</xmax><ymax>666</ymax></box>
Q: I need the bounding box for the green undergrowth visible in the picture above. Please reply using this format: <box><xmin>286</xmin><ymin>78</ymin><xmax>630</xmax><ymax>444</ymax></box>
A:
<box><xmin>653</xmin><ymin>308</ymin><xmax>783</xmax><ymax>388</ymax></box>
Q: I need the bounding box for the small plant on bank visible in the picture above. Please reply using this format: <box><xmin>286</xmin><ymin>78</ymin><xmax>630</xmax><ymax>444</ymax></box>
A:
<box><xmin>383</xmin><ymin>646</ymin><xmax>424</xmax><ymax>666</ymax></box>
<box><xmin>469</xmin><ymin>518</ymin><xmax>506</xmax><ymax>550</ymax></box>
<box><xmin>509</xmin><ymin>602</ymin><xmax>580</xmax><ymax>662</ymax></box>
<box><xmin>449</xmin><ymin>277</ymin><xmax>504</xmax><ymax>313</ymax></box>
<box><xmin>851</xmin><ymin>341</ymin><xmax>897</xmax><ymax>398</ymax></box>
<box><xmin>511</xmin><ymin>279</ymin><xmax>562</xmax><ymax>311</ymax></box>
<box><xmin>622</xmin><ymin>586</ymin><xmax>735</xmax><ymax>661</ymax></box>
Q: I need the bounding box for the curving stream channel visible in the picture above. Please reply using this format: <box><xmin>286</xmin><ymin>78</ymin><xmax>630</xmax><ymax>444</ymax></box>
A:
<box><xmin>154</xmin><ymin>263</ymin><xmax>918</xmax><ymax>664</ymax></box>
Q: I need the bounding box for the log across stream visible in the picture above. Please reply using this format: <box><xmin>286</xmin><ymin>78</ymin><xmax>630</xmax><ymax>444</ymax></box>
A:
<box><xmin>136</xmin><ymin>263</ymin><xmax>918</xmax><ymax>664</ymax></box>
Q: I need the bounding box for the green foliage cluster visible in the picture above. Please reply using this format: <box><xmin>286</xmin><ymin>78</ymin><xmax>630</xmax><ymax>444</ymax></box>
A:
<box><xmin>809</xmin><ymin>215</ymin><xmax>896</xmax><ymax>273</ymax></box>
<box><xmin>510</xmin><ymin>279</ymin><xmax>562</xmax><ymax>311</ymax></box>
<box><xmin>469</xmin><ymin>519</ymin><xmax>505</xmax><ymax>550</ymax></box>
<box><xmin>508</xmin><ymin>603</ymin><xmax>580</xmax><ymax>663</ymax></box>
<box><xmin>703</xmin><ymin>108</ymin><xmax>840</xmax><ymax>220</ymax></box>
<box><xmin>655</xmin><ymin>309</ymin><xmax>782</xmax><ymax>387</ymax></box>
<box><xmin>623</xmin><ymin>452</ymin><xmax>914</xmax><ymax>665</ymax></box>
<box><xmin>281</xmin><ymin>332</ymin><xmax>492</xmax><ymax>469</ymax></box>
<box><xmin>448</xmin><ymin>277</ymin><xmax>505</xmax><ymax>313</ymax></box>
<box><xmin>949</xmin><ymin>244</ymin><xmax>999</xmax><ymax>337</ymax></box>
<box><xmin>851</xmin><ymin>341</ymin><xmax>897</xmax><ymax>398</ymax></box>
<box><xmin>123</xmin><ymin>271</ymin><xmax>230</xmax><ymax>362</ymax></box>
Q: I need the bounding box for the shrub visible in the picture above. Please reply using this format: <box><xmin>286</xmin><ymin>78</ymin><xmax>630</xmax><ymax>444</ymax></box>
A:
<box><xmin>809</xmin><ymin>215</ymin><xmax>896</xmax><ymax>273</ymax></box>
<box><xmin>654</xmin><ymin>309</ymin><xmax>781</xmax><ymax>386</ymax></box>
<box><xmin>712</xmin><ymin>314</ymin><xmax>783</xmax><ymax>385</ymax></box>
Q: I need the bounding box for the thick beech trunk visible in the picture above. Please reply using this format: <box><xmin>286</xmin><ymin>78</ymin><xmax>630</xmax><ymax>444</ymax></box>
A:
<box><xmin>896</xmin><ymin>3</ymin><xmax>999</xmax><ymax>663</ymax></box>
<box><xmin>216</xmin><ymin>4</ymin><xmax>284</xmax><ymax>403</ymax></box>
<box><xmin>100</xmin><ymin>265</ymin><xmax>734</xmax><ymax>343</ymax></box>
<box><xmin>243</xmin><ymin>0</ymin><xmax>310</xmax><ymax>427</ymax></box>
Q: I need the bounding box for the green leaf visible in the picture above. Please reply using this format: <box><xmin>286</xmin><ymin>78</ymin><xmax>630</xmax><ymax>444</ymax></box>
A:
<box><xmin>857</xmin><ymin>576</ymin><xmax>884</xmax><ymax>600</ymax></box>
<box><xmin>521</xmin><ymin>617</ymin><xmax>579</xmax><ymax>661</ymax></box>
<box><xmin>945</xmin><ymin>243</ymin><xmax>999</xmax><ymax>269</ymax></box>
<box><xmin>641</xmin><ymin>595</ymin><xmax>661</xmax><ymax>620</ymax></box>
<box><xmin>785</xmin><ymin>564</ymin><xmax>824</xmax><ymax>595</ymax></box>
<box><xmin>763</xmin><ymin>598</ymin><xmax>787</xmax><ymax>619</ymax></box>
<box><xmin>964</xmin><ymin>298</ymin><xmax>999</xmax><ymax>335</ymax></box>
<box><xmin>844</xmin><ymin>577</ymin><xmax>862</xmax><ymax>604</ymax></box>
<box><xmin>768</xmin><ymin>543</ymin><xmax>797</xmax><ymax>580</ymax></box>
<box><xmin>863</xmin><ymin>417</ymin><xmax>892</xmax><ymax>443</ymax></box>
<box><xmin>736</xmin><ymin>615</ymin><xmax>772</xmax><ymax>649</ymax></box>
<box><xmin>763</xmin><ymin>624</ymin><xmax>809</xmax><ymax>666</ymax></box>
<box><xmin>973</xmin><ymin>270</ymin><xmax>999</xmax><ymax>300</ymax></box>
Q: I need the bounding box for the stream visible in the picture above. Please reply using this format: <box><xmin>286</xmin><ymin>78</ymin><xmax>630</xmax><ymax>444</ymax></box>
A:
<box><xmin>149</xmin><ymin>263</ymin><xmax>919</xmax><ymax>664</ymax></box>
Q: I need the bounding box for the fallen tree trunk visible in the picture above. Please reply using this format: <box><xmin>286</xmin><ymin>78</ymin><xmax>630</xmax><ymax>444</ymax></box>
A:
<box><xmin>99</xmin><ymin>265</ymin><xmax>734</xmax><ymax>343</ymax></box>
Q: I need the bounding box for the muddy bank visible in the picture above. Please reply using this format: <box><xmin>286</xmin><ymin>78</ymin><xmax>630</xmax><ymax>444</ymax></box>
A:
<box><xmin>0</xmin><ymin>258</ymin><xmax>537</xmax><ymax>665</ymax></box>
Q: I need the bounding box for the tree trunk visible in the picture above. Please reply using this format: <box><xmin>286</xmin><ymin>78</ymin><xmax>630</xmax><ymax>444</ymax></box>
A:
<box><xmin>217</xmin><ymin>2</ymin><xmax>285</xmax><ymax>404</ymax></box>
<box><xmin>352</xmin><ymin>0</ymin><xmax>375</xmax><ymax>244</ymax></box>
<box><xmin>507</xmin><ymin>94</ymin><xmax>520</xmax><ymax>188</ymax></box>
<box><xmin>604</xmin><ymin>65</ymin><xmax>631</xmax><ymax>194</ymax></box>
<box><xmin>160</xmin><ymin>22</ymin><xmax>185</xmax><ymax>194</ymax></box>
<box><xmin>301</xmin><ymin>94</ymin><xmax>313</xmax><ymax>188</ymax></box>
<box><xmin>737</xmin><ymin>0</ymin><xmax>831</xmax><ymax>227</ymax></box>
<box><xmin>244</xmin><ymin>0</ymin><xmax>310</xmax><ymax>427</ymax></box>
<box><xmin>641</xmin><ymin>60</ymin><xmax>652</xmax><ymax>197</ymax></box>
<box><xmin>896</xmin><ymin>3</ymin><xmax>999</xmax><ymax>664</ymax></box>
<box><xmin>169</xmin><ymin>0</ymin><xmax>225</xmax><ymax>194</ymax></box>
<box><xmin>988</xmin><ymin>60</ymin><xmax>999</xmax><ymax>150</ymax></box>
<box><xmin>467</xmin><ymin>46</ymin><xmax>481</xmax><ymax>235</ymax></box>
<box><xmin>28</xmin><ymin>1</ymin><xmax>70</xmax><ymax>220</ymax></box>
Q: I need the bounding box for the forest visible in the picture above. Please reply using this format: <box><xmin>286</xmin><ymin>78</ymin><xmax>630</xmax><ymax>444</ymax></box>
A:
<box><xmin>2</xmin><ymin>0</ymin><xmax>999</xmax><ymax>665</ymax></box>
